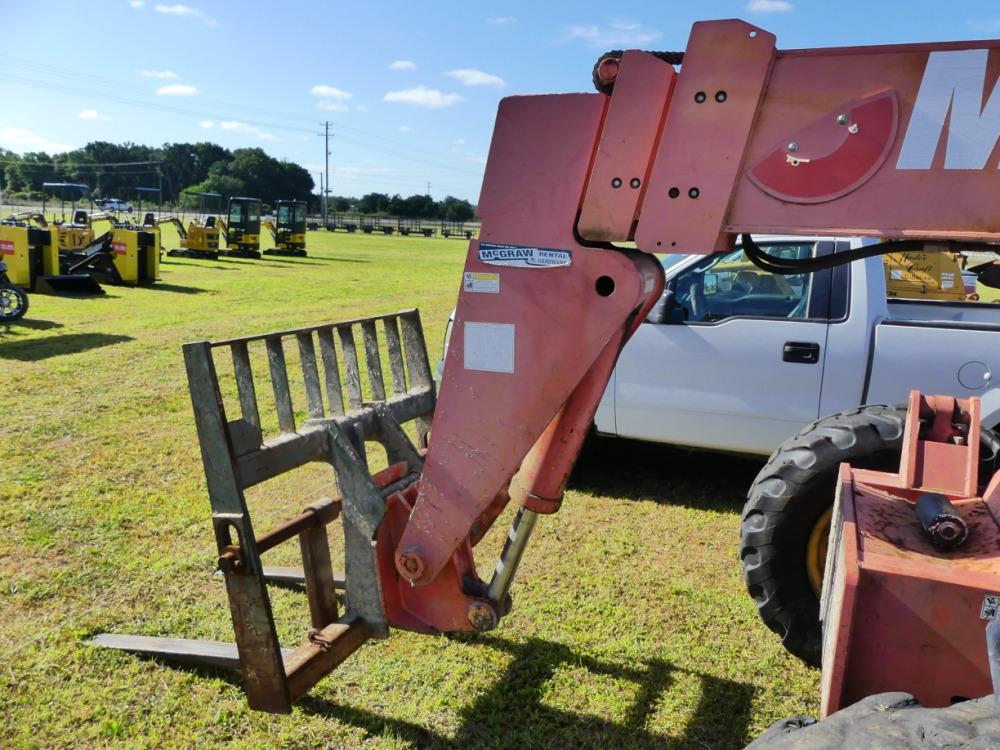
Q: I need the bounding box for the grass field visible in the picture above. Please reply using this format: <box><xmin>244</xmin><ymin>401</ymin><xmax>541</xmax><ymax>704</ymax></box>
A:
<box><xmin>0</xmin><ymin>228</ymin><xmax>819</xmax><ymax>749</ymax></box>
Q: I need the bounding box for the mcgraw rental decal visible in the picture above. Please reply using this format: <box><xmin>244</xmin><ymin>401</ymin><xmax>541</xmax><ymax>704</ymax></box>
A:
<box><xmin>478</xmin><ymin>243</ymin><xmax>572</xmax><ymax>268</ymax></box>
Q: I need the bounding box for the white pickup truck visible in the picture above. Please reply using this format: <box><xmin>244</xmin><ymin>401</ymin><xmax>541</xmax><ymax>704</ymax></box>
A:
<box><xmin>594</xmin><ymin>237</ymin><xmax>1000</xmax><ymax>450</ymax></box>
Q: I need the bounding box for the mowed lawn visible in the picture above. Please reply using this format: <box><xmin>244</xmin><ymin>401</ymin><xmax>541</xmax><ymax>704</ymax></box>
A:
<box><xmin>0</xmin><ymin>228</ymin><xmax>818</xmax><ymax>749</ymax></box>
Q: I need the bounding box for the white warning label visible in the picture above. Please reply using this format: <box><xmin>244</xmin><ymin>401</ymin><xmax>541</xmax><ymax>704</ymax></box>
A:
<box><xmin>982</xmin><ymin>594</ymin><xmax>1000</xmax><ymax>620</ymax></box>
<box><xmin>479</xmin><ymin>243</ymin><xmax>572</xmax><ymax>268</ymax></box>
<box><xmin>464</xmin><ymin>322</ymin><xmax>514</xmax><ymax>373</ymax></box>
<box><xmin>463</xmin><ymin>272</ymin><xmax>500</xmax><ymax>293</ymax></box>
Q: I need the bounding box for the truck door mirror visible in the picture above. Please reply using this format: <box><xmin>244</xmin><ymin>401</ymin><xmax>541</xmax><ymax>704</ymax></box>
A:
<box><xmin>645</xmin><ymin>279</ymin><xmax>677</xmax><ymax>324</ymax></box>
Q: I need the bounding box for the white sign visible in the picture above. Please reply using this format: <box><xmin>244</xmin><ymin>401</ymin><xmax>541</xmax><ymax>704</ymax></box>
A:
<box><xmin>982</xmin><ymin>594</ymin><xmax>1000</xmax><ymax>620</ymax></box>
<box><xmin>463</xmin><ymin>272</ymin><xmax>500</xmax><ymax>293</ymax></box>
<box><xmin>464</xmin><ymin>322</ymin><xmax>515</xmax><ymax>373</ymax></box>
<box><xmin>479</xmin><ymin>243</ymin><xmax>572</xmax><ymax>268</ymax></box>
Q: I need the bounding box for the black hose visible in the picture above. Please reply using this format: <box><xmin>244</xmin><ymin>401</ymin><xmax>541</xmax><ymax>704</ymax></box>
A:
<box><xmin>741</xmin><ymin>233</ymin><xmax>965</xmax><ymax>276</ymax></box>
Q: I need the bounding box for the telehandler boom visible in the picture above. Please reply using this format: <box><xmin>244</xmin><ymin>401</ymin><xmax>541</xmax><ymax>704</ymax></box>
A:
<box><xmin>96</xmin><ymin>19</ymin><xmax>1000</xmax><ymax>719</ymax></box>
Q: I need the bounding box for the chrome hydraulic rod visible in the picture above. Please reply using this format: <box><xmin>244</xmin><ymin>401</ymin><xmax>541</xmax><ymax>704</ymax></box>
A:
<box><xmin>486</xmin><ymin>506</ymin><xmax>538</xmax><ymax>606</ymax></box>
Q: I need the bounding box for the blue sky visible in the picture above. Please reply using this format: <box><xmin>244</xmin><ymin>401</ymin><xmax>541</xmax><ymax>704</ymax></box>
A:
<box><xmin>2</xmin><ymin>1</ymin><xmax>1000</xmax><ymax>202</ymax></box>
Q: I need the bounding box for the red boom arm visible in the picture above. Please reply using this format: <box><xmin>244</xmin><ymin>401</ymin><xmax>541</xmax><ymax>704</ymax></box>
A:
<box><xmin>380</xmin><ymin>19</ymin><xmax>1000</xmax><ymax>630</ymax></box>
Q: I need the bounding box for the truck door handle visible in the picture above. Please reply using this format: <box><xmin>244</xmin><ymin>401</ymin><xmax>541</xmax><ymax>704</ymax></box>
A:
<box><xmin>783</xmin><ymin>341</ymin><xmax>820</xmax><ymax>364</ymax></box>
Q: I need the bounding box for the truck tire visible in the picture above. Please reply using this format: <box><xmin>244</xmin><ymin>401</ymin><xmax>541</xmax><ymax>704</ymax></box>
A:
<box><xmin>745</xmin><ymin>692</ymin><xmax>1000</xmax><ymax>749</ymax></box>
<box><xmin>740</xmin><ymin>404</ymin><xmax>999</xmax><ymax>667</ymax></box>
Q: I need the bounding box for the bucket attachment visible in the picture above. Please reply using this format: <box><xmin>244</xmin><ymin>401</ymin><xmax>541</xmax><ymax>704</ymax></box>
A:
<box><xmin>35</xmin><ymin>274</ymin><xmax>105</xmax><ymax>295</ymax></box>
<box><xmin>91</xmin><ymin>309</ymin><xmax>436</xmax><ymax>713</ymax></box>
<box><xmin>821</xmin><ymin>391</ymin><xmax>1000</xmax><ymax>716</ymax></box>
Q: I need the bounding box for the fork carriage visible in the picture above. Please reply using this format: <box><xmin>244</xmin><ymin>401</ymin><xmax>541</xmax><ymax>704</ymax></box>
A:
<box><xmin>93</xmin><ymin>310</ymin><xmax>435</xmax><ymax>713</ymax></box>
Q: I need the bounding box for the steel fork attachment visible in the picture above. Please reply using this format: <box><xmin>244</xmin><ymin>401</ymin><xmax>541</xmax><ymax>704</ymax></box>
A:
<box><xmin>92</xmin><ymin>310</ymin><xmax>435</xmax><ymax>713</ymax></box>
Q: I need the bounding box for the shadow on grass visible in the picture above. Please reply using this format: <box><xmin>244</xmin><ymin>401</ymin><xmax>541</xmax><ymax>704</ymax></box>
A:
<box><xmin>0</xmin><ymin>332</ymin><xmax>134</xmax><ymax>361</ymax></box>
<box><xmin>142</xmin><ymin>282</ymin><xmax>210</xmax><ymax>295</ymax></box>
<box><xmin>1</xmin><ymin>318</ymin><xmax>64</xmax><ymax>332</ymax></box>
<box><xmin>570</xmin><ymin>434</ymin><xmax>763</xmax><ymax>513</ymax></box>
<box><xmin>300</xmin><ymin>635</ymin><xmax>756</xmax><ymax>749</ymax></box>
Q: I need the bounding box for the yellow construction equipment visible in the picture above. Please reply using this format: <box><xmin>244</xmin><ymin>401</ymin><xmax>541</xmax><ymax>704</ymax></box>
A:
<box><xmin>164</xmin><ymin>191</ymin><xmax>223</xmax><ymax>259</ymax></box>
<box><xmin>0</xmin><ymin>218</ymin><xmax>104</xmax><ymax>294</ymax></box>
<box><xmin>883</xmin><ymin>246</ymin><xmax>969</xmax><ymax>302</ymax></box>
<box><xmin>218</xmin><ymin>196</ymin><xmax>262</xmax><ymax>258</ymax></box>
<box><xmin>262</xmin><ymin>199</ymin><xmax>307</xmax><ymax>256</ymax></box>
<box><xmin>42</xmin><ymin>182</ymin><xmax>97</xmax><ymax>251</ymax></box>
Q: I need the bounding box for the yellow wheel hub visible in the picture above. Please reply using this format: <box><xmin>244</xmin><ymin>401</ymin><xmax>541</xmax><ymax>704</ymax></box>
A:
<box><xmin>806</xmin><ymin>507</ymin><xmax>833</xmax><ymax>597</ymax></box>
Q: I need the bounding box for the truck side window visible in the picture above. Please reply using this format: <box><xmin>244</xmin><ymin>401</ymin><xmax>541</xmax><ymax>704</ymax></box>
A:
<box><xmin>668</xmin><ymin>243</ymin><xmax>816</xmax><ymax>323</ymax></box>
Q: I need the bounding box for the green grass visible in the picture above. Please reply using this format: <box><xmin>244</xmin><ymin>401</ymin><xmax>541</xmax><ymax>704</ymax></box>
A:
<box><xmin>0</xmin><ymin>229</ymin><xmax>818</xmax><ymax>749</ymax></box>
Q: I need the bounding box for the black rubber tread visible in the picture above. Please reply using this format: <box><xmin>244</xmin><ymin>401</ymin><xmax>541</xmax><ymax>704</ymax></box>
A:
<box><xmin>0</xmin><ymin>282</ymin><xmax>29</xmax><ymax>322</ymax></box>
<box><xmin>741</xmin><ymin>405</ymin><xmax>1000</xmax><ymax>667</ymax></box>
<box><xmin>745</xmin><ymin>692</ymin><xmax>1000</xmax><ymax>749</ymax></box>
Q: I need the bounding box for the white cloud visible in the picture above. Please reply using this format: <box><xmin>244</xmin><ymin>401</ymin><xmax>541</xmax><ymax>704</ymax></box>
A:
<box><xmin>156</xmin><ymin>83</ymin><xmax>198</xmax><ymax>96</ymax></box>
<box><xmin>0</xmin><ymin>127</ymin><xmax>73</xmax><ymax>154</ymax></box>
<box><xmin>310</xmin><ymin>84</ymin><xmax>352</xmax><ymax>100</ymax></box>
<box><xmin>218</xmin><ymin>120</ymin><xmax>279</xmax><ymax>142</ymax></box>
<box><xmin>398</xmin><ymin>125</ymin><xmax>415</xmax><ymax>133</ymax></box>
<box><xmin>128</xmin><ymin>0</ymin><xmax>145</xmax><ymax>7</ymax></box>
<box><xmin>317</xmin><ymin>101</ymin><xmax>350</xmax><ymax>111</ymax></box>
<box><xmin>383</xmin><ymin>85</ymin><xmax>463</xmax><ymax>108</ymax></box>
<box><xmin>389</xmin><ymin>60</ymin><xmax>416</xmax><ymax>71</ymax></box>
<box><xmin>563</xmin><ymin>20</ymin><xmax>661</xmax><ymax>49</ymax></box>
<box><xmin>78</xmin><ymin>109</ymin><xmax>111</xmax><ymax>121</ymax></box>
<box><xmin>155</xmin><ymin>3</ymin><xmax>196</xmax><ymax>14</ymax></box>
<box><xmin>137</xmin><ymin>69</ymin><xmax>178</xmax><ymax>79</ymax></box>
<box><xmin>447</xmin><ymin>68</ymin><xmax>506</xmax><ymax>88</ymax></box>
<box><xmin>465</xmin><ymin>155</ymin><xmax>488</xmax><ymax>165</ymax></box>
<box><xmin>200</xmin><ymin>120</ymin><xmax>213</xmax><ymax>128</ymax></box>
<box><xmin>488</xmin><ymin>16</ymin><xmax>517</xmax><ymax>25</ymax></box>
<box><xmin>154</xmin><ymin>4</ymin><xmax>218</xmax><ymax>25</ymax></box>
<box><xmin>453</xmin><ymin>138</ymin><xmax>465</xmax><ymax>146</ymax></box>
<box><xmin>746</xmin><ymin>0</ymin><xmax>794</xmax><ymax>11</ymax></box>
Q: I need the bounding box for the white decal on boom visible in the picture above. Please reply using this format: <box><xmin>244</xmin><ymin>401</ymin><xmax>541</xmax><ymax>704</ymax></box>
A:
<box><xmin>897</xmin><ymin>49</ymin><xmax>1000</xmax><ymax>169</ymax></box>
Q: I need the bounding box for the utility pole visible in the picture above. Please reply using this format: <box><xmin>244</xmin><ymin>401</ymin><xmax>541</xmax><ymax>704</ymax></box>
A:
<box><xmin>318</xmin><ymin>172</ymin><xmax>324</xmax><ymax>222</ymax></box>
<box><xmin>426</xmin><ymin>181</ymin><xmax>431</xmax><ymax>196</ymax></box>
<box><xmin>319</xmin><ymin>121</ymin><xmax>331</xmax><ymax>227</ymax></box>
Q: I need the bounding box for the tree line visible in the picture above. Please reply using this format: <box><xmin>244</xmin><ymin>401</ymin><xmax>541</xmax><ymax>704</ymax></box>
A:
<box><xmin>0</xmin><ymin>141</ymin><xmax>315</xmax><ymax>206</ymax></box>
<box><xmin>0</xmin><ymin>141</ymin><xmax>477</xmax><ymax>220</ymax></box>
<box><xmin>326</xmin><ymin>192</ymin><xmax>475</xmax><ymax>221</ymax></box>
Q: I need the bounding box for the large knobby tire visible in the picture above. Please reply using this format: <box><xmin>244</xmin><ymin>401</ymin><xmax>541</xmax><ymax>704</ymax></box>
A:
<box><xmin>0</xmin><ymin>283</ymin><xmax>28</xmax><ymax>322</ymax></box>
<box><xmin>740</xmin><ymin>404</ymin><xmax>999</xmax><ymax>667</ymax></box>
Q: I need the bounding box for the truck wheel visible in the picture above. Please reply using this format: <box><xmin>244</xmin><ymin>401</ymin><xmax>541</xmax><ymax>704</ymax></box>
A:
<box><xmin>740</xmin><ymin>404</ymin><xmax>999</xmax><ymax>667</ymax></box>
<box><xmin>0</xmin><ymin>283</ymin><xmax>28</xmax><ymax>322</ymax></box>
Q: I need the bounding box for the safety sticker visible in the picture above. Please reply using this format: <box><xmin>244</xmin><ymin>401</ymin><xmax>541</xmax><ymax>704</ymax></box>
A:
<box><xmin>112</xmin><ymin>242</ymin><xmax>128</xmax><ymax>256</ymax></box>
<box><xmin>479</xmin><ymin>243</ymin><xmax>572</xmax><ymax>269</ymax></box>
<box><xmin>464</xmin><ymin>271</ymin><xmax>500</xmax><ymax>294</ymax></box>
<box><xmin>464</xmin><ymin>322</ymin><xmax>514</xmax><ymax>373</ymax></box>
<box><xmin>940</xmin><ymin>272</ymin><xmax>955</xmax><ymax>289</ymax></box>
<box><xmin>982</xmin><ymin>594</ymin><xmax>1000</xmax><ymax>620</ymax></box>
<box><xmin>0</xmin><ymin>240</ymin><xmax>14</xmax><ymax>255</ymax></box>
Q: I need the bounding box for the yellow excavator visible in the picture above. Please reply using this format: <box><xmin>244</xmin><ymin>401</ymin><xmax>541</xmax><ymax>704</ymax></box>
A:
<box><xmin>217</xmin><ymin>196</ymin><xmax>262</xmax><ymax>259</ymax></box>
<box><xmin>262</xmin><ymin>199</ymin><xmax>307</xmax><ymax>256</ymax></box>
<box><xmin>162</xmin><ymin>191</ymin><xmax>223</xmax><ymax>260</ymax></box>
<box><xmin>42</xmin><ymin>182</ymin><xmax>96</xmax><ymax>251</ymax></box>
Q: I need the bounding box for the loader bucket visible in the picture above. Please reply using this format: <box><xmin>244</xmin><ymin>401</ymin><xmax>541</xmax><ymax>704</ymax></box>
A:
<box><xmin>35</xmin><ymin>274</ymin><xmax>105</xmax><ymax>295</ymax></box>
<box><xmin>91</xmin><ymin>309</ymin><xmax>435</xmax><ymax>713</ymax></box>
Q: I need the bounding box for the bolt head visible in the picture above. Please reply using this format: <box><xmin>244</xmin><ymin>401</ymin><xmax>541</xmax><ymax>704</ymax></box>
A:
<box><xmin>467</xmin><ymin>601</ymin><xmax>498</xmax><ymax>632</ymax></box>
<box><xmin>396</xmin><ymin>549</ymin><xmax>425</xmax><ymax>580</ymax></box>
<box><xmin>787</xmin><ymin>142</ymin><xmax>798</xmax><ymax>152</ymax></box>
<box><xmin>837</xmin><ymin>114</ymin><xmax>849</xmax><ymax>125</ymax></box>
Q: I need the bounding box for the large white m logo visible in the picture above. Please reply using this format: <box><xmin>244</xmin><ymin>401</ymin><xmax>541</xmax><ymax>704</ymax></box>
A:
<box><xmin>897</xmin><ymin>49</ymin><xmax>1000</xmax><ymax>169</ymax></box>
